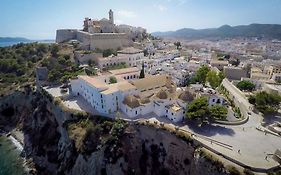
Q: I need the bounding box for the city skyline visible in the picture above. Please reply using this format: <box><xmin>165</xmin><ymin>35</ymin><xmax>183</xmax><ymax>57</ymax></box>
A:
<box><xmin>1</xmin><ymin>0</ymin><xmax>281</xmax><ymax>39</ymax></box>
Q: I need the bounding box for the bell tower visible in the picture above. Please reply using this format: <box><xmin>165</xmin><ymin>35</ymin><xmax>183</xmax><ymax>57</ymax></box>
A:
<box><xmin>109</xmin><ymin>9</ymin><xmax>114</xmax><ymax>24</ymax></box>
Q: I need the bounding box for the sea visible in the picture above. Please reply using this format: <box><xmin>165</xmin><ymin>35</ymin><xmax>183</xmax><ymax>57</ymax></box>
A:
<box><xmin>0</xmin><ymin>40</ymin><xmax>55</xmax><ymax>47</ymax></box>
<box><xmin>0</xmin><ymin>135</ymin><xmax>28</xmax><ymax>175</ymax></box>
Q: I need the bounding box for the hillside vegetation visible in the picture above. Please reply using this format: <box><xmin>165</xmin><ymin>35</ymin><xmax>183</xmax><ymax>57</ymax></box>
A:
<box><xmin>0</xmin><ymin>43</ymin><xmax>83</xmax><ymax>95</ymax></box>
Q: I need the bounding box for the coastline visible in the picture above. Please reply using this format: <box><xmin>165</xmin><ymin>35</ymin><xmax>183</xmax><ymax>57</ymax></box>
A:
<box><xmin>0</xmin><ymin>127</ymin><xmax>36</xmax><ymax>174</ymax></box>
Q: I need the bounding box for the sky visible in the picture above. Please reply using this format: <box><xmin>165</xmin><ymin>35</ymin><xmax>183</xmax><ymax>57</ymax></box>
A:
<box><xmin>1</xmin><ymin>0</ymin><xmax>281</xmax><ymax>40</ymax></box>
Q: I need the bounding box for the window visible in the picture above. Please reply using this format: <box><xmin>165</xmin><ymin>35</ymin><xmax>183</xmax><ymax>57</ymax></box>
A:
<box><xmin>172</xmin><ymin>113</ymin><xmax>174</xmax><ymax>115</ymax></box>
<box><xmin>101</xmin><ymin>94</ymin><xmax>103</xmax><ymax>98</ymax></box>
<box><xmin>102</xmin><ymin>105</ymin><xmax>104</xmax><ymax>109</ymax></box>
<box><xmin>135</xmin><ymin>111</ymin><xmax>137</xmax><ymax>115</ymax></box>
<box><xmin>166</xmin><ymin>110</ymin><xmax>168</xmax><ymax>113</ymax></box>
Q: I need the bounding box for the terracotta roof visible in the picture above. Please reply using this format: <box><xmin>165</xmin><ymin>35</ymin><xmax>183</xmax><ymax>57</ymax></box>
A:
<box><xmin>140</xmin><ymin>97</ymin><xmax>150</xmax><ymax>104</ymax></box>
<box><xmin>178</xmin><ymin>90</ymin><xmax>194</xmax><ymax>102</ymax></box>
<box><xmin>156</xmin><ymin>89</ymin><xmax>168</xmax><ymax>99</ymax></box>
<box><xmin>123</xmin><ymin>95</ymin><xmax>140</xmax><ymax>108</ymax></box>
<box><xmin>117</xmin><ymin>81</ymin><xmax>136</xmax><ymax>91</ymax></box>
<box><xmin>130</xmin><ymin>74</ymin><xmax>168</xmax><ymax>91</ymax></box>
<box><xmin>79</xmin><ymin>75</ymin><xmax>107</xmax><ymax>89</ymax></box>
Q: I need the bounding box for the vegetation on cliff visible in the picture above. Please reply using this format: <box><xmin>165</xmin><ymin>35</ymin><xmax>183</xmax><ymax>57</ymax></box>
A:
<box><xmin>0</xmin><ymin>42</ymin><xmax>87</xmax><ymax>95</ymax></box>
<box><xmin>0</xmin><ymin>43</ymin><xmax>49</xmax><ymax>93</ymax></box>
<box><xmin>67</xmin><ymin>117</ymin><xmax>128</xmax><ymax>162</ymax></box>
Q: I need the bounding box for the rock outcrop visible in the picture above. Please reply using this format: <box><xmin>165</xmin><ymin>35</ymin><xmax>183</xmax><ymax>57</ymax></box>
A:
<box><xmin>0</xmin><ymin>88</ymin><xmax>228</xmax><ymax>175</ymax></box>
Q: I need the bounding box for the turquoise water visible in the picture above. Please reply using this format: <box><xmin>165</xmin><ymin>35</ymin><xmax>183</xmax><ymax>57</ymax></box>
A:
<box><xmin>0</xmin><ymin>135</ymin><xmax>27</xmax><ymax>175</ymax></box>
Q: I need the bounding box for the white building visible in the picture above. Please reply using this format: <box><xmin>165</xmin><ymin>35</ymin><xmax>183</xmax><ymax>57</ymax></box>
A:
<box><xmin>97</xmin><ymin>47</ymin><xmax>144</xmax><ymax>69</ymax></box>
<box><xmin>70</xmin><ymin>68</ymin><xmax>195</xmax><ymax>122</ymax></box>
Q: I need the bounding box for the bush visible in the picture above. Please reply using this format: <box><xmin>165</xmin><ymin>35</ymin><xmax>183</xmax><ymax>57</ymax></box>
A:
<box><xmin>109</xmin><ymin>76</ymin><xmax>117</xmax><ymax>84</ymax></box>
<box><xmin>236</xmin><ymin>80</ymin><xmax>255</xmax><ymax>91</ymax></box>
<box><xmin>227</xmin><ymin>165</ymin><xmax>240</xmax><ymax>175</ymax></box>
<box><xmin>249</xmin><ymin>91</ymin><xmax>281</xmax><ymax>114</ymax></box>
<box><xmin>243</xmin><ymin>169</ymin><xmax>254</xmax><ymax>175</ymax></box>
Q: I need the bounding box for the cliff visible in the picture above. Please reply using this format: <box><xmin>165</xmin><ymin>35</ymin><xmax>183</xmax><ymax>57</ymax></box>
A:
<box><xmin>0</xmin><ymin>87</ymin><xmax>228</xmax><ymax>175</ymax></box>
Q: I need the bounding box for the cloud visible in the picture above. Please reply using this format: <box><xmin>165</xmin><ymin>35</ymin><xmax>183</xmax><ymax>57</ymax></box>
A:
<box><xmin>116</xmin><ymin>10</ymin><xmax>137</xmax><ymax>18</ymax></box>
<box><xmin>167</xmin><ymin>0</ymin><xmax>187</xmax><ymax>5</ymax></box>
<box><xmin>156</xmin><ymin>4</ymin><xmax>167</xmax><ymax>12</ymax></box>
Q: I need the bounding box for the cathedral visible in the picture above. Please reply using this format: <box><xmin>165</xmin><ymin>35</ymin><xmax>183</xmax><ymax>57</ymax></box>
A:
<box><xmin>83</xmin><ymin>9</ymin><xmax>116</xmax><ymax>33</ymax></box>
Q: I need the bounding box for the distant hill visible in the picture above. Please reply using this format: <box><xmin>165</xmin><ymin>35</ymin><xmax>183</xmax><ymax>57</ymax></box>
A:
<box><xmin>0</xmin><ymin>37</ymin><xmax>54</xmax><ymax>47</ymax></box>
<box><xmin>0</xmin><ymin>37</ymin><xmax>30</xmax><ymax>43</ymax></box>
<box><xmin>152</xmin><ymin>24</ymin><xmax>281</xmax><ymax>39</ymax></box>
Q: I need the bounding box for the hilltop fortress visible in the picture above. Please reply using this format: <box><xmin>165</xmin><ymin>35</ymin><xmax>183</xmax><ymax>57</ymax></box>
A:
<box><xmin>56</xmin><ymin>9</ymin><xmax>147</xmax><ymax>50</ymax></box>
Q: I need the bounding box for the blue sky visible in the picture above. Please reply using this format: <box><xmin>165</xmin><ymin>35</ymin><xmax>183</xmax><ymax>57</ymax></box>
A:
<box><xmin>0</xmin><ymin>0</ymin><xmax>281</xmax><ymax>39</ymax></box>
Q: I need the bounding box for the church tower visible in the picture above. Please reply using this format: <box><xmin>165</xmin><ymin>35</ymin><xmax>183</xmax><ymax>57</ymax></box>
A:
<box><xmin>109</xmin><ymin>9</ymin><xmax>114</xmax><ymax>24</ymax></box>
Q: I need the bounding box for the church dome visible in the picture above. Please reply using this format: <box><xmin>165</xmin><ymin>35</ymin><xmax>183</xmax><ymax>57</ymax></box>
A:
<box><xmin>123</xmin><ymin>96</ymin><xmax>140</xmax><ymax>108</ymax></box>
<box><xmin>140</xmin><ymin>97</ymin><xmax>150</xmax><ymax>104</ymax></box>
<box><xmin>156</xmin><ymin>89</ymin><xmax>168</xmax><ymax>99</ymax></box>
<box><xmin>178</xmin><ymin>90</ymin><xmax>194</xmax><ymax>102</ymax></box>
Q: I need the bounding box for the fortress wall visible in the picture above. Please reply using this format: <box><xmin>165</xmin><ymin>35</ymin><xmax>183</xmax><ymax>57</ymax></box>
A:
<box><xmin>76</xmin><ymin>31</ymin><xmax>91</xmax><ymax>49</ymax></box>
<box><xmin>89</xmin><ymin>33</ymin><xmax>131</xmax><ymax>50</ymax></box>
<box><xmin>57</xmin><ymin>30</ymin><xmax>133</xmax><ymax>50</ymax></box>
<box><xmin>56</xmin><ymin>29</ymin><xmax>77</xmax><ymax>43</ymax></box>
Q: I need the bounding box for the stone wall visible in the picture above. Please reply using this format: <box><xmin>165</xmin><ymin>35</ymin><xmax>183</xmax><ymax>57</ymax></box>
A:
<box><xmin>56</xmin><ymin>29</ymin><xmax>78</xmax><ymax>43</ymax></box>
<box><xmin>89</xmin><ymin>33</ymin><xmax>130</xmax><ymax>50</ymax></box>
<box><xmin>56</xmin><ymin>29</ymin><xmax>131</xmax><ymax>50</ymax></box>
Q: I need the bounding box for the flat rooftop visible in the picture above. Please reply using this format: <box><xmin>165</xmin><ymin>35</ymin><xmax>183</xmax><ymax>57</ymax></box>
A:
<box><xmin>109</xmin><ymin>67</ymin><xmax>139</xmax><ymax>75</ymax></box>
<box><xmin>117</xmin><ymin>47</ymin><xmax>143</xmax><ymax>54</ymax></box>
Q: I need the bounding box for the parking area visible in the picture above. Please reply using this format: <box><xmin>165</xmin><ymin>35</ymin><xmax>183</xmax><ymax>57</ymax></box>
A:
<box><xmin>43</xmin><ymin>85</ymin><xmax>69</xmax><ymax>98</ymax></box>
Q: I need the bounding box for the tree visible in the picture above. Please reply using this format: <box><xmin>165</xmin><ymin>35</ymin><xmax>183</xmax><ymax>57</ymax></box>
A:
<box><xmin>103</xmin><ymin>49</ymin><xmax>117</xmax><ymax>57</ymax></box>
<box><xmin>206</xmin><ymin>70</ymin><xmax>221</xmax><ymax>89</ymax></box>
<box><xmin>186</xmin><ymin>97</ymin><xmax>209</xmax><ymax>123</ymax></box>
<box><xmin>88</xmin><ymin>59</ymin><xmax>94</xmax><ymax>67</ymax></box>
<box><xmin>139</xmin><ymin>62</ymin><xmax>145</xmax><ymax>79</ymax></box>
<box><xmin>143</xmin><ymin>49</ymin><xmax>149</xmax><ymax>57</ymax></box>
<box><xmin>191</xmin><ymin>65</ymin><xmax>210</xmax><ymax>85</ymax></box>
<box><xmin>218</xmin><ymin>71</ymin><xmax>225</xmax><ymax>82</ymax></box>
<box><xmin>237</xmin><ymin>80</ymin><xmax>255</xmax><ymax>91</ymax></box>
<box><xmin>51</xmin><ymin>44</ymin><xmax>59</xmax><ymax>57</ymax></box>
<box><xmin>229</xmin><ymin>58</ymin><xmax>240</xmax><ymax>67</ymax></box>
<box><xmin>249</xmin><ymin>91</ymin><xmax>281</xmax><ymax>114</ymax></box>
<box><xmin>109</xmin><ymin>76</ymin><xmax>117</xmax><ymax>84</ymax></box>
<box><xmin>209</xmin><ymin>105</ymin><xmax>228</xmax><ymax>120</ymax></box>
<box><xmin>174</xmin><ymin>42</ymin><xmax>181</xmax><ymax>49</ymax></box>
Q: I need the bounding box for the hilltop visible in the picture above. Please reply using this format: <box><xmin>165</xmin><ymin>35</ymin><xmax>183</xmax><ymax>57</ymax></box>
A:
<box><xmin>152</xmin><ymin>24</ymin><xmax>281</xmax><ymax>39</ymax></box>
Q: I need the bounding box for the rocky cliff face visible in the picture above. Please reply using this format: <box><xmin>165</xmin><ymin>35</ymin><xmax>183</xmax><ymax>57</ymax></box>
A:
<box><xmin>0</xmin><ymin>89</ymin><xmax>228</xmax><ymax>175</ymax></box>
